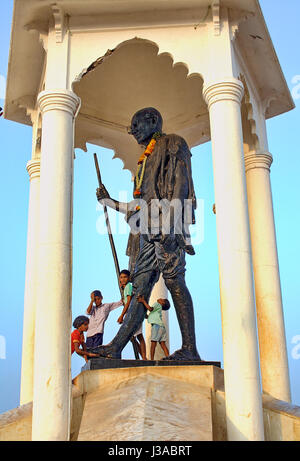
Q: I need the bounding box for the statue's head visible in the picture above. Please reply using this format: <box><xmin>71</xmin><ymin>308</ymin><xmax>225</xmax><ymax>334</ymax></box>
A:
<box><xmin>130</xmin><ymin>107</ymin><xmax>163</xmax><ymax>145</ymax></box>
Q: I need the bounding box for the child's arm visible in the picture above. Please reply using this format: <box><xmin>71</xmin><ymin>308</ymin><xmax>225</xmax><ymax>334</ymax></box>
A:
<box><xmin>137</xmin><ymin>295</ymin><xmax>153</xmax><ymax>311</ymax></box>
<box><xmin>109</xmin><ymin>300</ymin><xmax>123</xmax><ymax>311</ymax></box>
<box><xmin>74</xmin><ymin>342</ymin><xmax>99</xmax><ymax>359</ymax></box>
<box><xmin>82</xmin><ymin>343</ymin><xmax>88</xmax><ymax>362</ymax></box>
<box><xmin>86</xmin><ymin>292</ymin><xmax>95</xmax><ymax>314</ymax></box>
<box><xmin>117</xmin><ymin>295</ymin><xmax>132</xmax><ymax>324</ymax></box>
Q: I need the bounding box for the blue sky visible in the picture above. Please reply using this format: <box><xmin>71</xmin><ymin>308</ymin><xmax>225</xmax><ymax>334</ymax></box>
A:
<box><xmin>0</xmin><ymin>0</ymin><xmax>299</xmax><ymax>414</ymax></box>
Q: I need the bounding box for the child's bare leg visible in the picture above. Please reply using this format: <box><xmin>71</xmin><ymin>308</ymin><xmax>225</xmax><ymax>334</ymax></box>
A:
<box><xmin>151</xmin><ymin>341</ymin><xmax>157</xmax><ymax>360</ymax></box>
<box><xmin>137</xmin><ymin>334</ymin><xmax>147</xmax><ymax>360</ymax></box>
<box><xmin>159</xmin><ymin>341</ymin><xmax>169</xmax><ymax>358</ymax></box>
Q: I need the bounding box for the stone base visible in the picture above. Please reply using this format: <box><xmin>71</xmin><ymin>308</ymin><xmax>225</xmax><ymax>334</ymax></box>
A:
<box><xmin>72</xmin><ymin>365</ymin><xmax>225</xmax><ymax>441</ymax></box>
<box><xmin>82</xmin><ymin>358</ymin><xmax>221</xmax><ymax>371</ymax></box>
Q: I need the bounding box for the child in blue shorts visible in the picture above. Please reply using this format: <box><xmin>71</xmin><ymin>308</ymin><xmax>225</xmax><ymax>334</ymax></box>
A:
<box><xmin>137</xmin><ymin>295</ymin><xmax>170</xmax><ymax>360</ymax></box>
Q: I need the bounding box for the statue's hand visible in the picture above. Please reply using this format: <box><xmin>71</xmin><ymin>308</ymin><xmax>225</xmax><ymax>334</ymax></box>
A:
<box><xmin>161</xmin><ymin>234</ymin><xmax>196</xmax><ymax>255</ymax></box>
<box><xmin>176</xmin><ymin>234</ymin><xmax>195</xmax><ymax>255</ymax></box>
<box><xmin>96</xmin><ymin>184</ymin><xmax>110</xmax><ymax>202</ymax></box>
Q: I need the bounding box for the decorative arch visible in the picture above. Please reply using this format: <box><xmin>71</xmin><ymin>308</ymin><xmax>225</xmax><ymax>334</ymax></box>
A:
<box><xmin>72</xmin><ymin>37</ymin><xmax>204</xmax><ymax>85</ymax></box>
<box><xmin>72</xmin><ymin>38</ymin><xmax>208</xmax><ymax>173</ymax></box>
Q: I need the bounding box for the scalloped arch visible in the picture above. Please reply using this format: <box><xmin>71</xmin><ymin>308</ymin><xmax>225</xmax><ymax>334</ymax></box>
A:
<box><xmin>72</xmin><ymin>37</ymin><xmax>207</xmax><ymax>172</ymax></box>
<box><xmin>72</xmin><ymin>37</ymin><xmax>203</xmax><ymax>88</ymax></box>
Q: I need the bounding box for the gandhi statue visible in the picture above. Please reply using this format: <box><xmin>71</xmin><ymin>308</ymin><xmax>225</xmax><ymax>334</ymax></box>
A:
<box><xmin>95</xmin><ymin>107</ymin><xmax>201</xmax><ymax>361</ymax></box>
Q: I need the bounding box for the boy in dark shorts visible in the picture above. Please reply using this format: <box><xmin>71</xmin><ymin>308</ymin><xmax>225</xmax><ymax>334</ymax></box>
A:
<box><xmin>137</xmin><ymin>295</ymin><xmax>170</xmax><ymax>360</ymax></box>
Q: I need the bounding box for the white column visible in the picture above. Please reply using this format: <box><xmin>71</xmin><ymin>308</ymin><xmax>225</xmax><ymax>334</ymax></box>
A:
<box><xmin>32</xmin><ymin>90</ymin><xmax>80</xmax><ymax>441</ymax></box>
<box><xmin>20</xmin><ymin>159</ymin><xmax>41</xmax><ymax>405</ymax></box>
<box><xmin>245</xmin><ymin>151</ymin><xmax>291</xmax><ymax>402</ymax></box>
<box><xmin>145</xmin><ymin>276</ymin><xmax>169</xmax><ymax>360</ymax></box>
<box><xmin>203</xmin><ymin>78</ymin><xmax>264</xmax><ymax>441</ymax></box>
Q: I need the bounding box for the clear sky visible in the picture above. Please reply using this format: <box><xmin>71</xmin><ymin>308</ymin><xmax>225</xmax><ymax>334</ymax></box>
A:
<box><xmin>0</xmin><ymin>0</ymin><xmax>299</xmax><ymax>414</ymax></box>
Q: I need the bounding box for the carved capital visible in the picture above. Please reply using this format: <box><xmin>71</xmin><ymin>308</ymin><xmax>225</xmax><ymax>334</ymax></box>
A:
<box><xmin>26</xmin><ymin>159</ymin><xmax>41</xmax><ymax>180</ymax></box>
<box><xmin>38</xmin><ymin>90</ymin><xmax>81</xmax><ymax>117</ymax></box>
<box><xmin>229</xmin><ymin>11</ymin><xmax>254</xmax><ymax>42</ymax></box>
<box><xmin>51</xmin><ymin>3</ymin><xmax>65</xmax><ymax>43</ymax></box>
<box><xmin>212</xmin><ymin>0</ymin><xmax>221</xmax><ymax>36</ymax></box>
<box><xmin>262</xmin><ymin>94</ymin><xmax>277</xmax><ymax>118</ymax></box>
<box><xmin>203</xmin><ymin>78</ymin><xmax>244</xmax><ymax>109</ymax></box>
<box><xmin>244</xmin><ymin>151</ymin><xmax>273</xmax><ymax>173</ymax></box>
<box><xmin>14</xmin><ymin>95</ymin><xmax>36</xmax><ymax>124</ymax></box>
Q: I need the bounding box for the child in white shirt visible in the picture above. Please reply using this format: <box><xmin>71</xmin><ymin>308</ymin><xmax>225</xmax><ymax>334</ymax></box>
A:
<box><xmin>86</xmin><ymin>290</ymin><xmax>122</xmax><ymax>349</ymax></box>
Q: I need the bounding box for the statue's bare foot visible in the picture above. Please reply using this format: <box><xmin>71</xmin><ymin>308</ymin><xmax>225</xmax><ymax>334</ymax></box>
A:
<box><xmin>90</xmin><ymin>344</ymin><xmax>121</xmax><ymax>359</ymax></box>
<box><xmin>162</xmin><ymin>347</ymin><xmax>201</xmax><ymax>361</ymax></box>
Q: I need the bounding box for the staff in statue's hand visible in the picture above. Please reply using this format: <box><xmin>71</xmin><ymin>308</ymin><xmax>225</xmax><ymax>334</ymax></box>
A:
<box><xmin>93</xmin><ymin>154</ymin><xmax>141</xmax><ymax>360</ymax></box>
<box><xmin>96</xmin><ymin>184</ymin><xmax>110</xmax><ymax>202</ymax></box>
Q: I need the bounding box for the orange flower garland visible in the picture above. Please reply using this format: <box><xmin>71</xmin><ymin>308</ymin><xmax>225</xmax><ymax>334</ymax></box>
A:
<box><xmin>137</xmin><ymin>138</ymin><xmax>157</xmax><ymax>165</ymax></box>
<box><xmin>134</xmin><ymin>132</ymin><xmax>161</xmax><ymax>199</ymax></box>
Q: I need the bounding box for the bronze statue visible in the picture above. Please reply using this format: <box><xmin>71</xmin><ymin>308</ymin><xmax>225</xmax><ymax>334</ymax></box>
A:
<box><xmin>95</xmin><ymin>107</ymin><xmax>201</xmax><ymax>361</ymax></box>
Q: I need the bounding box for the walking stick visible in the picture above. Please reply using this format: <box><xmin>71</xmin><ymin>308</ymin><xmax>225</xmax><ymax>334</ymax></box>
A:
<box><xmin>93</xmin><ymin>153</ymin><xmax>140</xmax><ymax>360</ymax></box>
